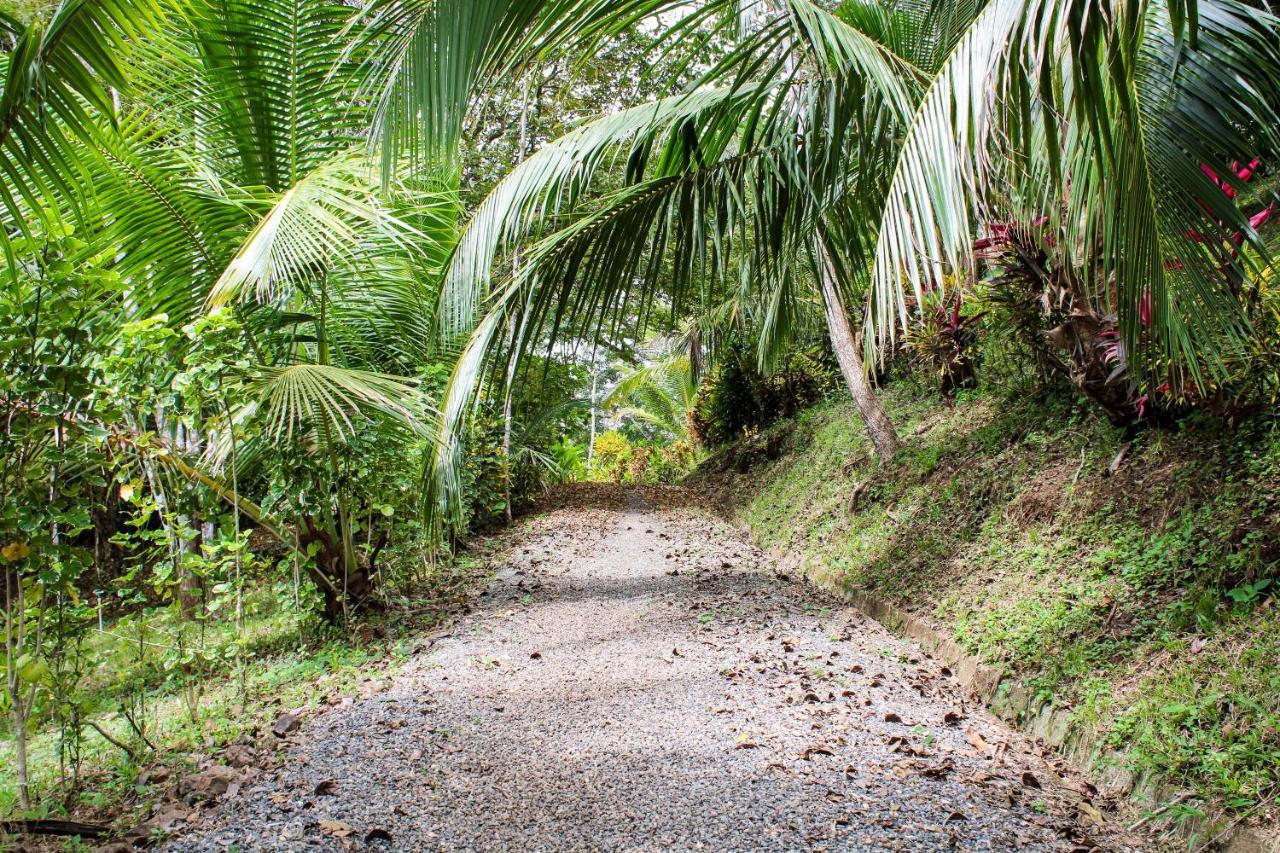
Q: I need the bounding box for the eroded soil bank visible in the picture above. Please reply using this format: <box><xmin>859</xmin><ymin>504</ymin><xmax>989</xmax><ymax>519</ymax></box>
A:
<box><xmin>161</xmin><ymin>487</ymin><xmax>1150</xmax><ymax>851</ymax></box>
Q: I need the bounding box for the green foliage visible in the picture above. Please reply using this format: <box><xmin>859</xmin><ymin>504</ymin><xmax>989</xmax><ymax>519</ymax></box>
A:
<box><xmin>590</xmin><ymin>430</ymin><xmax>631</xmax><ymax>483</ymax></box>
<box><xmin>730</xmin><ymin>383</ymin><xmax>1280</xmax><ymax>821</ymax></box>
<box><xmin>547</xmin><ymin>438</ymin><xmax>586</xmax><ymax>483</ymax></box>
<box><xmin>691</xmin><ymin>343</ymin><xmax>840</xmax><ymax>447</ymax></box>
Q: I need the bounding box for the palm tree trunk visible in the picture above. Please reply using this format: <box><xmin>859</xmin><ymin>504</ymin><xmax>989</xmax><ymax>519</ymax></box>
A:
<box><xmin>816</xmin><ymin>240</ymin><xmax>900</xmax><ymax>464</ymax></box>
<box><xmin>502</xmin><ymin>69</ymin><xmax>537</xmax><ymax>523</ymax></box>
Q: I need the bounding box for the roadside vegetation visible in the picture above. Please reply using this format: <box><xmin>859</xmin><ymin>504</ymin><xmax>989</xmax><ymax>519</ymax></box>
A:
<box><xmin>705</xmin><ymin>375</ymin><xmax>1280</xmax><ymax>840</ymax></box>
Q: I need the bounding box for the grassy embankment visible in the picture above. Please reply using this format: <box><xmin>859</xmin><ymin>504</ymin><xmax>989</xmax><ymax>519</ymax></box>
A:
<box><xmin>702</xmin><ymin>380</ymin><xmax>1280</xmax><ymax>839</ymax></box>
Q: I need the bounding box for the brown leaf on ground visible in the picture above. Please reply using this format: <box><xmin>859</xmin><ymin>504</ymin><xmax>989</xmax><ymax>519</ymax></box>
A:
<box><xmin>1077</xmin><ymin>801</ymin><xmax>1105</xmax><ymax>826</ymax></box>
<box><xmin>179</xmin><ymin>765</ymin><xmax>239</xmax><ymax>799</ymax></box>
<box><xmin>319</xmin><ymin>819</ymin><xmax>355</xmax><ymax>838</ymax></box>
<box><xmin>921</xmin><ymin>759</ymin><xmax>955</xmax><ymax>779</ymax></box>
<box><xmin>965</xmin><ymin>727</ymin><xmax>989</xmax><ymax>753</ymax></box>
<box><xmin>272</xmin><ymin>712</ymin><xmax>301</xmax><ymax>738</ymax></box>
<box><xmin>224</xmin><ymin>745</ymin><xmax>256</xmax><ymax>768</ymax></box>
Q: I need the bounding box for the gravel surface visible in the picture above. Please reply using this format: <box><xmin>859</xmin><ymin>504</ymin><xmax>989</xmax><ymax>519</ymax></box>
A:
<box><xmin>164</xmin><ymin>490</ymin><xmax>1149</xmax><ymax>852</ymax></box>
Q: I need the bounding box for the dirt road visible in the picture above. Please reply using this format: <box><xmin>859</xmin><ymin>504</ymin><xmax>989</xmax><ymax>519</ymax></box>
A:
<box><xmin>167</xmin><ymin>489</ymin><xmax>1145</xmax><ymax>851</ymax></box>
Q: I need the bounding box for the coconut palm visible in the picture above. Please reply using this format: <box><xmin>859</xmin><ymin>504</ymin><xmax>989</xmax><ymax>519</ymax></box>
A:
<box><xmin>0</xmin><ymin>0</ymin><xmax>467</xmax><ymax>615</ymax></box>
<box><xmin>420</xmin><ymin>0</ymin><xmax>1280</xmax><ymax>517</ymax></box>
<box><xmin>421</xmin><ymin>0</ymin><xmax>949</xmax><ymax>514</ymax></box>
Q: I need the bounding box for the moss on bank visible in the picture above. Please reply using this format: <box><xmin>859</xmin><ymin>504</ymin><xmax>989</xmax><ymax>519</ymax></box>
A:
<box><xmin>701</xmin><ymin>381</ymin><xmax>1280</xmax><ymax>835</ymax></box>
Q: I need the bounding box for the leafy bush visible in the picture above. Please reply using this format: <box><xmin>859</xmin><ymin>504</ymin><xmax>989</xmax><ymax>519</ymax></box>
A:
<box><xmin>547</xmin><ymin>438</ymin><xmax>587</xmax><ymax>483</ymax></box>
<box><xmin>651</xmin><ymin>441</ymin><xmax>697</xmax><ymax>483</ymax></box>
<box><xmin>590</xmin><ymin>430</ymin><xmax>631</xmax><ymax>482</ymax></box>
<box><xmin>690</xmin><ymin>342</ymin><xmax>841</xmax><ymax>447</ymax></box>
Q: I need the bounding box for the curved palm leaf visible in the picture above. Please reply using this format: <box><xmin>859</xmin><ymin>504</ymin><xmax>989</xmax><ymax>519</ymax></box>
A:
<box><xmin>0</xmin><ymin>0</ymin><xmax>165</xmax><ymax>223</ymax></box>
<box><xmin>866</xmin><ymin>0</ymin><xmax>1280</xmax><ymax>382</ymax></box>
<box><xmin>252</xmin><ymin>362</ymin><xmax>426</xmax><ymax>446</ymax></box>
<box><xmin>603</xmin><ymin>353</ymin><xmax>697</xmax><ymax>440</ymax></box>
<box><xmin>207</xmin><ymin>155</ymin><xmax>425</xmax><ymax>307</ymax></box>
<box><xmin>185</xmin><ymin>0</ymin><xmax>361</xmax><ymax>189</ymax></box>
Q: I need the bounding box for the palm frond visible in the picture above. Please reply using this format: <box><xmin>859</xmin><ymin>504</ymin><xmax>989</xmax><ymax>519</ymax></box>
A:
<box><xmin>207</xmin><ymin>155</ymin><xmax>425</xmax><ymax>308</ymax></box>
<box><xmin>347</xmin><ymin>0</ymin><xmax>550</xmax><ymax>174</ymax></box>
<box><xmin>440</xmin><ymin>85</ymin><xmax>761</xmax><ymax>335</ymax></box>
<box><xmin>866</xmin><ymin>0</ymin><xmax>1280</xmax><ymax>380</ymax></box>
<box><xmin>0</xmin><ymin>0</ymin><xmax>165</xmax><ymax>223</ymax></box>
<box><xmin>252</xmin><ymin>362</ymin><xmax>426</xmax><ymax>447</ymax></box>
<box><xmin>187</xmin><ymin>0</ymin><xmax>360</xmax><ymax>189</ymax></box>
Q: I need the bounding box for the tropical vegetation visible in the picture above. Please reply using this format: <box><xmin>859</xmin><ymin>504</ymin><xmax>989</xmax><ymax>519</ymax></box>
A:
<box><xmin>1</xmin><ymin>0</ymin><xmax>1278</xmax><ymax>838</ymax></box>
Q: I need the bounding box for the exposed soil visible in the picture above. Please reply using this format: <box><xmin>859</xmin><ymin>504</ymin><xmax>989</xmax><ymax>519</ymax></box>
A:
<box><xmin>159</xmin><ymin>487</ymin><xmax>1150</xmax><ymax>851</ymax></box>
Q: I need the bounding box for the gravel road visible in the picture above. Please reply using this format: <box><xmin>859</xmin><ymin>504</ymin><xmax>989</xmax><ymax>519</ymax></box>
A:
<box><xmin>164</xmin><ymin>489</ymin><xmax>1148</xmax><ymax>852</ymax></box>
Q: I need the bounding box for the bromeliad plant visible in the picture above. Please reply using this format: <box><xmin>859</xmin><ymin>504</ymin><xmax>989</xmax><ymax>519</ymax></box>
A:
<box><xmin>904</xmin><ymin>291</ymin><xmax>982</xmax><ymax>402</ymax></box>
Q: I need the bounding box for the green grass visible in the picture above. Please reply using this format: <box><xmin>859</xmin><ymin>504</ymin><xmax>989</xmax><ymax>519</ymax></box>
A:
<box><xmin>0</xmin><ymin>551</ymin><xmax>493</xmax><ymax>825</ymax></box>
<box><xmin>718</xmin><ymin>379</ymin><xmax>1280</xmax><ymax>825</ymax></box>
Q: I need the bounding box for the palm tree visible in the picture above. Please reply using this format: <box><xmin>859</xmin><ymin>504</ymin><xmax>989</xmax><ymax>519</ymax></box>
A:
<box><xmin>0</xmin><ymin>0</ymin><xmax>464</xmax><ymax>616</ymax></box>
<box><xmin>604</xmin><ymin>346</ymin><xmax>701</xmax><ymax>442</ymax></box>
<box><xmin>421</xmin><ymin>0</ymin><xmax>1280</xmax><ymax>515</ymax></box>
<box><xmin>424</xmin><ymin>0</ymin><xmax>936</xmax><ymax>500</ymax></box>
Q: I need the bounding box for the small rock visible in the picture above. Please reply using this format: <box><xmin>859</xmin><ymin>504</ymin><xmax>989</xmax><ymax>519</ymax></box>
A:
<box><xmin>223</xmin><ymin>744</ymin><xmax>256</xmax><ymax>768</ymax></box>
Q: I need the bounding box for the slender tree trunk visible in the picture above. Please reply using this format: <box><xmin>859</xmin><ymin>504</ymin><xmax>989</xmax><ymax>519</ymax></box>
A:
<box><xmin>587</xmin><ymin>362</ymin><xmax>599</xmax><ymax>467</ymax></box>
<box><xmin>502</xmin><ymin>66</ymin><xmax>538</xmax><ymax>523</ymax></box>
<box><xmin>225</xmin><ymin>402</ymin><xmax>242</xmax><ymax>631</ymax></box>
<box><xmin>175</xmin><ymin>423</ymin><xmax>201</xmax><ymax>617</ymax></box>
<box><xmin>6</xmin><ymin>566</ymin><xmax>31</xmax><ymax>811</ymax></box>
<box><xmin>816</xmin><ymin>239</ymin><xmax>900</xmax><ymax>464</ymax></box>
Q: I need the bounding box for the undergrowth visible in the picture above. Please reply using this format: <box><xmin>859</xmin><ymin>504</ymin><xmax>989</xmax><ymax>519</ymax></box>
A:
<box><xmin>0</xmin><ymin>551</ymin><xmax>491</xmax><ymax>826</ymax></box>
<box><xmin>712</xmin><ymin>380</ymin><xmax>1280</xmax><ymax>832</ymax></box>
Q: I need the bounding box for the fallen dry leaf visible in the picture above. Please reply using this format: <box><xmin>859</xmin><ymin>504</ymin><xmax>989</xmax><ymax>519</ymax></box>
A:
<box><xmin>965</xmin><ymin>727</ymin><xmax>989</xmax><ymax>753</ymax></box>
<box><xmin>1077</xmin><ymin>801</ymin><xmax>1105</xmax><ymax>826</ymax></box>
<box><xmin>319</xmin><ymin>820</ymin><xmax>355</xmax><ymax>838</ymax></box>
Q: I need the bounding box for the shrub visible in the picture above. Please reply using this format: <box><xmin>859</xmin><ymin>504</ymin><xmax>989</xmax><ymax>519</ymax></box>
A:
<box><xmin>590</xmin><ymin>430</ymin><xmax>631</xmax><ymax>482</ymax></box>
<box><xmin>690</xmin><ymin>342</ymin><xmax>841</xmax><ymax>447</ymax></box>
